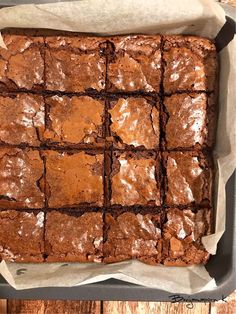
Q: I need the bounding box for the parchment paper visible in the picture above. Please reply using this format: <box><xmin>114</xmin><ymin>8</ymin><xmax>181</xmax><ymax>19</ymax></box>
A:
<box><xmin>0</xmin><ymin>0</ymin><xmax>235</xmax><ymax>294</ymax></box>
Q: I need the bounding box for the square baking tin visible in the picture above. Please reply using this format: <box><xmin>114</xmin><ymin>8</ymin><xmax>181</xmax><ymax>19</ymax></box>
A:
<box><xmin>0</xmin><ymin>1</ymin><xmax>235</xmax><ymax>301</ymax></box>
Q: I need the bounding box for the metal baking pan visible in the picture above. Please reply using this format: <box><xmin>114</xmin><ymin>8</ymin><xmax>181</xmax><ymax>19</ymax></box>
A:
<box><xmin>0</xmin><ymin>1</ymin><xmax>235</xmax><ymax>301</ymax></box>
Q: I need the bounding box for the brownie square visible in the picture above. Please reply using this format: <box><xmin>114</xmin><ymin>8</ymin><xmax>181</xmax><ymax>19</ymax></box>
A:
<box><xmin>43</xmin><ymin>95</ymin><xmax>105</xmax><ymax>147</ymax></box>
<box><xmin>45</xmin><ymin>36</ymin><xmax>106</xmax><ymax>92</ymax></box>
<box><xmin>0</xmin><ymin>148</ymin><xmax>45</xmax><ymax>209</ymax></box>
<box><xmin>163</xmin><ymin>93</ymin><xmax>216</xmax><ymax>149</ymax></box>
<box><xmin>111</xmin><ymin>151</ymin><xmax>161</xmax><ymax>206</ymax></box>
<box><xmin>45</xmin><ymin>150</ymin><xmax>104</xmax><ymax>208</ymax></box>
<box><xmin>0</xmin><ymin>210</ymin><xmax>44</xmax><ymax>262</ymax></box>
<box><xmin>0</xmin><ymin>34</ymin><xmax>44</xmax><ymax>91</ymax></box>
<box><xmin>162</xmin><ymin>208</ymin><xmax>211</xmax><ymax>266</ymax></box>
<box><xmin>163</xmin><ymin>35</ymin><xmax>217</xmax><ymax>93</ymax></box>
<box><xmin>164</xmin><ymin>151</ymin><xmax>212</xmax><ymax>206</ymax></box>
<box><xmin>107</xmin><ymin>35</ymin><xmax>161</xmax><ymax>92</ymax></box>
<box><xmin>109</xmin><ymin>96</ymin><xmax>159</xmax><ymax>149</ymax></box>
<box><xmin>0</xmin><ymin>93</ymin><xmax>45</xmax><ymax>146</ymax></box>
<box><xmin>45</xmin><ymin>210</ymin><xmax>103</xmax><ymax>262</ymax></box>
<box><xmin>104</xmin><ymin>211</ymin><xmax>162</xmax><ymax>264</ymax></box>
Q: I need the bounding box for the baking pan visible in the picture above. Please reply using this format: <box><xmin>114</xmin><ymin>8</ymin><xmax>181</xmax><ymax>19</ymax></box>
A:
<box><xmin>0</xmin><ymin>1</ymin><xmax>235</xmax><ymax>301</ymax></box>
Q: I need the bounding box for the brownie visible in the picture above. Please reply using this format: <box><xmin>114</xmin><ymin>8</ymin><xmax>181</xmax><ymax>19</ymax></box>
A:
<box><xmin>107</xmin><ymin>35</ymin><xmax>161</xmax><ymax>92</ymax></box>
<box><xmin>111</xmin><ymin>151</ymin><xmax>161</xmax><ymax>206</ymax></box>
<box><xmin>45</xmin><ymin>36</ymin><xmax>106</xmax><ymax>92</ymax></box>
<box><xmin>0</xmin><ymin>148</ymin><xmax>45</xmax><ymax>209</ymax></box>
<box><xmin>163</xmin><ymin>93</ymin><xmax>216</xmax><ymax>149</ymax></box>
<box><xmin>44</xmin><ymin>150</ymin><xmax>104</xmax><ymax>208</ymax></box>
<box><xmin>0</xmin><ymin>210</ymin><xmax>44</xmax><ymax>262</ymax></box>
<box><xmin>164</xmin><ymin>151</ymin><xmax>212</xmax><ymax>206</ymax></box>
<box><xmin>45</xmin><ymin>210</ymin><xmax>103</xmax><ymax>262</ymax></box>
<box><xmin>43</xmin><ymin>95</ymin><xmax>105</xmax><ymax>147</ymax></box>
<box><xmin>0</xmin><ymin>93</ymin><xmax>45</xmax><ymax>146</ymax></box>
<box><xmin>104</xmin><ymin>211</ymin><xmax>162</xmax><ymax>264</ymax></box>
<box><xmin>162</xmin><ymin>208</ymin><xmax>211</xmax><ymax>266</ymax></box>
<box><xmin>0</xmin><ymin>34</ymin><xmax>44</xmax><ymax>91</ymax></box>
<box><xmin>109</xmin><ymin>97</ymin><xmax>159</xmax><ymax>149</ymax></box>
<box><xmin>163</xmin><ymin>35</ymin><xmax>217</xmax><ymax>93</ymax></box>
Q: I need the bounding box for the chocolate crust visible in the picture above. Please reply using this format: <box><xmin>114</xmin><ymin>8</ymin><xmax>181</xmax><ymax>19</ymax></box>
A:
<box><xmin>162</xmin><ymin>93</ymin><xmax>217</xmax><ymax>150</ymax></box>
<box><xmin>110</xmin><ymin>151</ymin><xmax>161</xmax><ymax>207</ymax></box>
<box><xmin>0</xmin><ymin>210</ymin><xmax>45</xmax><ymax>262</ymax></box>
<box><xmin>163</xmin><ymin>35</ymin><xmax>218</xmax><ymax>94</ymax></box>
<box><xmin>107</xmin><ymin>35</ymin><xmax>162</xmax><ymax>93</ymax></box>
<box><xmin>163</xmin><ymin>151</ymin><xmax>213</xmax><ymax>207</ymax></box>
<box><xmin>0</xmin><ymin>31</ymin><xmax>217</xmax><ymax>266</ymax></box>
<box><xmin>108</xmin><ymin>95</ymin><xmax>160</xmax><ymax>150</ymax></box>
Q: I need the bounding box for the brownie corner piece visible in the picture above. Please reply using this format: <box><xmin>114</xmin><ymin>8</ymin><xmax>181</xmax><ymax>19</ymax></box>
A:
<box><xmin>163</xmin><ymin>35</ymin><xmax>218</xmax><ymax>93</ymax></box>
<box><xmin>0</xmin><ymin>210</ymin><xmax>45</xmax><ymax>262</ymax></box>
<box><xmin>44</xmin><ymin>150</ymin><xmax>104</xmax><ymax>208</ymax></box>
<box><xmin>45</xmin><ymin>210</ymin><xmax>103</xmax><ymax>262</ymax></box>
<box><xmin>110</xmin><ymin>151</ymin><xmax>161</xmax><ymax>206</ymax></box>
<box><xmin>162</xmin><ymin>207</ymin><xmax>211</xmax><ymax>266</ymax></box>
<box><xmin>163</xmin><ymin>92</ymin><xmax>217</xmax><ymax>150</ymax></box>
<box><xmin>104</xmin><ymin>210</ymin><xmax>163</xmax><ymax>264</ymax></box>
<box><xmin>43</xmin><ymin>95</ymin><xmax>105</xmax><ymax>148</ymax></box>
<box><xmin>164</xmin><ymin>151</ymin><xmax>212</xmax><ymax>207</ymax></box>
<box><xmin>107</xmin><ymin>35</ymin><xmax>161</xmax><ymax>92</ymax></box>
<box><xmin>0</xmin><ymin>148</ymin><xmax>45</xmax><ymax>209</ymax></box>
<box><xmin>108</xmin><ymin>96</ymin><xmax>160</xmax><ymax>149</ymax></box>
<box><xmin>45</xmin><ymin>36</ymin><xmax>106</xmax><ymax>92</ymax></box>
<box><xmin>0</xmin><ymin>33</ymin><xmax>44</xmax><ymax>91</ymax></box>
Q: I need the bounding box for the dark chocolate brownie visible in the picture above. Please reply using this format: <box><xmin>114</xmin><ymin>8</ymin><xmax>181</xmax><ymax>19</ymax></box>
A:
<box><xmin>163</xmin><ymin>93</ymin><xmax>216</xmax><ymax>149</ymax></box>
<box><xmin>163</xmin><ymin>35</ymin><xmax>217</xmax><ymax>93</ymax></box>
<box><xmin>0</xmin><ymin>210</ymin><xmax>44</xmax><ymax>262</ymax></box>
<box><xmin>111</xmin><ymin>151</ymin><xmax>161</xmax><ymax>206</ymax></box>
<box><xmin>104</xmin><ymin>211</ymin><xmax>162</xmax><ymax>264</ymax></box>
<box><xmin>0</xmin><ymin>148</ymin><xmax>45</xmax><ymax>209</ymax></box>
<box><xmin>44</xmin><ymin>150</ymin><xmax>104</xmax><ymax>208</ymax></box>
<box><xmin>0</xmin><ymin>32</ymin><xmax>217</xmax><ymax>266</ymax></box>
<box><xmin>45</xmin><ymin>36</ymin><xmax>106</xmax><ymax>92</ymax></box>
<box><xmin>45</xmin><ymin>210</ymin><xmax>103</xmax><ymax>262</ymax></box>
<box><xmin>0</xmin><ymin>34</ymin><xmax>44</xmax><ymax>91</ymax></box>
<box><xmin>162</xmin><ymin>208</ymin><xmax>211</xmax><ymax>266</ymax></box>
<box><xmin>107</xmin><ymin>35</ymin><xmax>161</xmax><ymax>92</ymax></box>
<box><xmin>163</xmin><ymin>151</ymin><xmax>212</xmax><ymax>206</ymax></box>
<box><xmin>108</xmin><ymin>96</ymin><xmax>159</xmax><ymax>149</ymax></box>
<box><xmin>44</xmin><ymin>95</ymin><xmax>105</xmax><ymax>147</ymax></box>
<box><xmin>0</xmin><ymin>93</ymin><xmax>45</xmax><ymax>146</ymax></box>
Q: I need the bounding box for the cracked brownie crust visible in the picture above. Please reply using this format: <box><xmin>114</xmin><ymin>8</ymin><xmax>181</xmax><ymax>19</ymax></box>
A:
<box><xmin>44</xmin><ymin>150</ymin><xmax>104</xmax><ymax>208</ymax></box>
<box><xmin>108</xmin><ymin>96</ymin><xmax>159</xmax><ymax>149</ymax></box>
<box><xmin>43</xmin><ymin>95</ymin><xmax>105</xmax><ymax>147</ymax></box>
<box><xmin>163</xmin><ymin>151</ymin><xmax>212</xmax><ymax>206</ymax></box>
<box><xmin>162</xmin><ymin>208</ymin><xmax>211</xmax><ymax>266</ymax></box>
<box><xmin>0</xmin><ymin>148</ymin><xmax>45</xmax><ymax>209</ymax></box>
<box><xmin>104</xmin><ymin>211</ymin><xmax>162</xmax><ymax>264</ymax></box>
<box><xmin>0</xmin><ymin>34</ymin><xmax>44</xmax><ymax>91</ymax></box>
<box><xmin>0</xmin><ymin>210</ymin><xmax>44</xmax><ymax>262</ymax></box>
<box><xmin>111</xmin><ymin>151</ymin><xmax>161</xmax><ymax>206</ymax></box>
<box><xmin>45</xmin><ymin>36</ymin><xmax>106</xmax><ymax>92</ymax></box>
<box><xmin>0</xmin><ymin>32</ymin><xmax>217</xmax><ymax>265</ymax></box>
<box><xmin>0</xmin><ymin>93</ymin><xmax>45</xmax><ymax>146</ymax></box>
<box><xmin>163</xmin><ymin>93</ymin><xmax>216</xmax><ymax>150</ymax></box>
<box><xmin>163</xmin><ymin>35</ymin><xmax>218</xmax><ymax>93</ymax></box>
<box><xmin>45</xmin><ymin>210</ymin><xmax>103</xmax><ymax>262</ymax></box>
<box><xmin>107</xmin><ymin>35</ymin><xmax>162</xmax><ymax>92</ymax></box>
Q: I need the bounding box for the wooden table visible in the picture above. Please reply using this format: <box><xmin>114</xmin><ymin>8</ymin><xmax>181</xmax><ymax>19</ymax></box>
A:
<box><xmin>0</xmin><ymin>0</ymin><xmax>235</xmax><ymax>313</ymax></box>
<box><xmin>0</xmin><ymin>292</ymin><xmax>236</xmax><ymax>313</ymax></box>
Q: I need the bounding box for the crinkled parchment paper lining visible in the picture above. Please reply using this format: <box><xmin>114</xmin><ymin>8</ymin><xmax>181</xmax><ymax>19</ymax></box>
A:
<box><xmin>0</xmin><ymin>0</ymin><xmax>235</xmax><ymax>294</ymax></box>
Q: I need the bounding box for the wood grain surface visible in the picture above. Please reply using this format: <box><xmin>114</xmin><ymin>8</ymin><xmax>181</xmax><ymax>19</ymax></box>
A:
<box><xmin>1</xmin><ymin>294</ymin><xmax>236</xmax><ymax>314</ymax></box>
